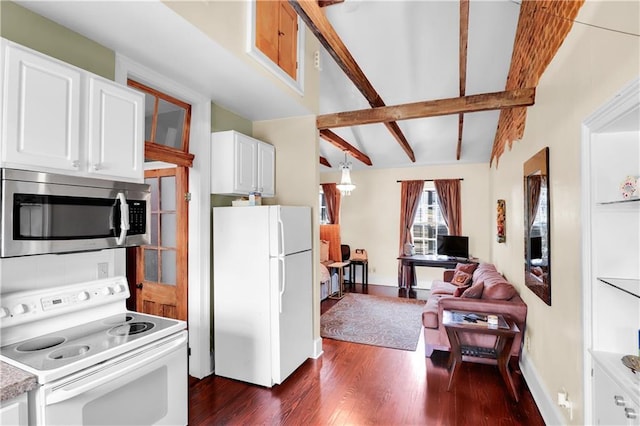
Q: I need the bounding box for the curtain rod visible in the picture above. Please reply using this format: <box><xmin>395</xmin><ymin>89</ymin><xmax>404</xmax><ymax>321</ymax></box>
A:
<box><xmin>396</xmin><ymin>178</ymin><xmax>464</xmax><ymax>183</ymax></box>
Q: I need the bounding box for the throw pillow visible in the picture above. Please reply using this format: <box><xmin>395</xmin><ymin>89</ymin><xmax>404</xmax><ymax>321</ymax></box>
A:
<box><xmin>320</xmin><ymin>240</ymin><xmax>330</xmax><ymax>262</ymax></box>
<box><xmin>453</xmin><ymin>284</ymin><xmax>471</xmax><ymax>297</ymax></box>
<box><xmin>461</xmin><ymin>281</ymin><xmax>484</xmax><ymax>299</ymax></box>
<box><xmin>455</xmin><ymin>262</ymin><xmax>478</xmax><ymax>275</ymax></box>
<box><xmin>451</xmin><ymin>270</ymin><xmax>472</xmax><ymax>286</ymax></box>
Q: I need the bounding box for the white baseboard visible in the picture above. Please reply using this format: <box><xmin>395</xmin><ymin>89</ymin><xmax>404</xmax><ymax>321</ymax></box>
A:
<box><xmin>520</xmin><ymin>350</ymin><xmax>566</xmax><ymax>425</ymax></box>
<box><xmin>312</xmin><ymin>337</ymin><xmax>324</xmax><ymax>359</ymax></box>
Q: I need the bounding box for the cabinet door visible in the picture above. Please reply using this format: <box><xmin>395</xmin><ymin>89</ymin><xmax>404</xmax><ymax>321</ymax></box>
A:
<box><xmin>0</xmin><ymin>393</ymin><xmax>28</xmax><ymax>426</ymax></box>
<box><xmin>278</xmin><ymin>0</ymin><xmax>298</xmax><ymax>79</ymax></box>
<box><xmin>2</xmin><ymin>43</ymin><xmax>81</xmax><ymax>172</ymax></box>
<box><xmin>234</xmin><ymin>134</ymin><xmax>258</xmax><ymax>193</ymax></box>
<box><xmin>257</xmin><ymin>142</ymin><xmax>275</xmax><ymax>197</ymax></box>
<box><xmin>593</xmin><ymin>364</ymin><xmax>639</xmax><ymax>425</ymax></box>
<box><xmin>87</xmin><ymin>77</ymin><xmax>144</xmax><ymax>182</ymax></box>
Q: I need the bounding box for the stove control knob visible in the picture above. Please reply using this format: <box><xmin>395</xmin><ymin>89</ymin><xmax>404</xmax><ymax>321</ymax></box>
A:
<box><xmin>113</xmin><ymin>284</ymin><xmax>126</xmax><ymax>294</ymax></box>
<box><xmin>101</xmin><ymin>287</ymin><xmax>113</xmax><ymax>296</ymax></box>
<box><xmin>77</xmin><ymin>291</ymin><xmax>90</xmax><ymax>301</ymax></box>
<box><xmin>0</xmin><ymin>307</ymin><xmax>10</xmax><ymax>318</ymax></box>
<box><xmin>12</xmin><ymin>304</ymin><xmax>29</xmax><ymax>315</ymax></box>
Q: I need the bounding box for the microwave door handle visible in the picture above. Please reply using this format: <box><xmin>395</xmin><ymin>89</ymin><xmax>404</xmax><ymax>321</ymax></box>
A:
<box><xmin>115</xmin><ymin>192</ymin><xmax>130</xmax><ymax>245</ymax></box>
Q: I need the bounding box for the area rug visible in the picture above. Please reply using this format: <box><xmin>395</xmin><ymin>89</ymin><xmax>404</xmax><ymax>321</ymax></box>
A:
<box><xmin>320</xmin><ymin>293</ymin><xmax>427</xmax><ymax>351</ymax></box>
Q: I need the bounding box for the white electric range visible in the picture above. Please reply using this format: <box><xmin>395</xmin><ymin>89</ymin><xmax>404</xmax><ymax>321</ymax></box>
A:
<box><xmin>0</xmin><ymin>276</ymin><xmax>187</xmax><ymax>425</ymax></box>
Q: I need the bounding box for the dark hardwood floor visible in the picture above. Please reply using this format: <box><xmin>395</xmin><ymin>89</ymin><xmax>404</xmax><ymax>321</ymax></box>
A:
<box><xmin>189</xmin><ymin>283</ymin><xmax>545</xmax><ymax>425</ymax></box>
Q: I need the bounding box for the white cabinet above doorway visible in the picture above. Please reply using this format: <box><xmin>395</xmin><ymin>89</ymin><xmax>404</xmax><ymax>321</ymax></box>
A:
<box><xmin>211</xmin><ymin>130</ymin><xmax>275</xmax><ymax>198</ymax></box>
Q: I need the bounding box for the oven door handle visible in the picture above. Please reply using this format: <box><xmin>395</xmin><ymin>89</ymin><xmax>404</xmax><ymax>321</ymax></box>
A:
<box><xmin>115</xmin><ymin>192</ymin><xmax>130</xmax><ymax>245</ymax></box>
<box><xmin>45</xmin><ymin>332</ymin><xmax>187</xmax><ymax>405</ymax></box>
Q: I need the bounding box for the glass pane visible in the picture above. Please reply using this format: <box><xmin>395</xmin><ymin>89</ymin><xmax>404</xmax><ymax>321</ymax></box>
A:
<box><xmin>160</xmin><ymin>176</ymin><xmax>176</xmax><ymax>211</ymax></box>
<box><xmin>155</xmin><ymin>99</ymin><xmax>185</xmax><ymax>150</ymax></box>
<box><xmin>160</xmin><ymin>213</ymin><xmax>176</xmax><ymax>248</ymax></box>
<box><xmin>144</xmin><ymin>249</ymin><xmax>158</xmax><ymax>282</ymax></box>
<box><xmin>161</xmin><ymin>250</ymin><xmax>176</xmax><ymax>286</ymax></box>
<box><xmin>146</xmin><ymin>177</ymin><xmax>159</xmax><ymax>211</ymax></box>
<box><xmin>150</xmin><ymin>213</ymin><xmax>159</xmax><ymax>246</ymax></box>
<box><xmin>143</xmin><ymin>93</ymin><xmax>155</xmax><ymax>142</ymax></box>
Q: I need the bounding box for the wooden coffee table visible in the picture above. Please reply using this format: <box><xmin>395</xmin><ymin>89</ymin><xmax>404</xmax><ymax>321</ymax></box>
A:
<box><xmin>442</xmin><ymin>310</ymin><xmax>520</xmax><ymax>401</ymax></box>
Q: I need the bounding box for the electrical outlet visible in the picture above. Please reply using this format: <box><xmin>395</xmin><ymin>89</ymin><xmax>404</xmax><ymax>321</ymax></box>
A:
<box><xmin>525</xmin><ymin>335</ymin><xmax>531</xmax><ymax>352</ymax></box>
<box><xmin>371</xmin><ymin>267</ymin><xmax>376</xmax><ymax>273</ymax></box>
<box><xmin>97</xmin><ymin>262</ymin><xmax>109</xmax><ymax>279</ymax></box>
<box><xmin>557</xmin><ymin>389</ymin><xmax>573</xmax><ymax>420</ymax></box>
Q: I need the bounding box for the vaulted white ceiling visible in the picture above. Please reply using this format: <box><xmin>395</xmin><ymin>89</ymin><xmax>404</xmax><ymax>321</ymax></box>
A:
<box><xmin>15</xmin><ymin>0</ymin><xmax>521</xmax><ymax>171</ymax></box>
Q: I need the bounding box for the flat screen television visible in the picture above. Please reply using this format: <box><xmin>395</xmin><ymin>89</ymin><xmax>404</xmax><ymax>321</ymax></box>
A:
<box><xmin>437</xmin><ymin>235</ymin><xmax>469</xmax><ymax>259</ymax></box>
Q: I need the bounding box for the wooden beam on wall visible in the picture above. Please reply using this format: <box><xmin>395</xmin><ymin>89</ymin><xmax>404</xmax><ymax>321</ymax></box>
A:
<box><xmin>289</xmin><ymin>0</ymin><xmax>416</xmax><ymax>162</ymax></box>
<box><xmin>319</xmin><ymin>129</ymin><xmax>373</xmax><ymax>166</ymax></box>
<box><xmin>457</xmin><ymin>0</ymin><xmax>469</xmax><ymax>161</ymax></box>
<box><xmin>318</xmin><ymin>0</ymin><xmax>344</xmax><ymax>7</ymax></box>
<box><xmin>319</xmin><ymin>156</ymin><xmax>332</xmax><ymax>167</ymax></box>
<box><xmin>317</xmin><ymin>88</ymin><xmax>536</xmax><ymax>129</ymax></box>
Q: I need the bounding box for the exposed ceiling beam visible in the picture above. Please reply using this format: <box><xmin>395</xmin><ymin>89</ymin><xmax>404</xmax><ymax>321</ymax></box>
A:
<box><xmin>457</xmin><ymin>0</ymin><xmax>469</xmax><ymax>161</ymax></box>
<box><xmin>318</xmin><ymin>0</ymin><xmax>344</xmax><ymax>7</ymax></box>
<box><xmin>319</xmin><ymin>129</ymin><xmax>373</xmax><ymax>166</ymax></box>
<box><xmin>319</xmin><ymin>156</ymin><xmax>332</xmax><ymax>167</ymax></box>
<box><xmin>317</xmin><ymin>88</ymin><xmax>536</xmax><ymax>129</ymax></box>
<box><xmin>288</xmin><ymin>0</ymin><xmax>416</xmax><ymax>163</ymax></box>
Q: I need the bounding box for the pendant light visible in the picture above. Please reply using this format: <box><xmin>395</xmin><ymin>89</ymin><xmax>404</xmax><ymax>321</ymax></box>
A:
<box><xmin>336</xmin><ymin>152</ymin><xmax>356</xmax><ymax>196</ymax></box>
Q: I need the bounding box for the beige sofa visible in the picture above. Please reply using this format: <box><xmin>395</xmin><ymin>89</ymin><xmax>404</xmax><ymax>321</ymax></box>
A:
<box><xmin>422</xmin><ymin>263</ymin><xmax>528</xmax><ymax>360</ymax></box>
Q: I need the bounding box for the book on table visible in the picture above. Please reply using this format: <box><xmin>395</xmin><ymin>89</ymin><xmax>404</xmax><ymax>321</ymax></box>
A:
<box><xmin>448</xmin><ymin>311</ymin><xmax>510</xmax><ymax>329</ymax></box>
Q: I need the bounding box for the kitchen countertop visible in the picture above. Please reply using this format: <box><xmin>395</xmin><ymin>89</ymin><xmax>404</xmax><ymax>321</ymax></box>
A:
<box><xmin>1</xmin><ymin>361</ymin><xmax>36</xmax><ymax>402</ymax></box>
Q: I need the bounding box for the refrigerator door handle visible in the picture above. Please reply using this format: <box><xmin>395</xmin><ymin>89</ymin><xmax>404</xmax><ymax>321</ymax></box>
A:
<box><xmin>278</xmin><ymin>215</ymin><xmax>285</xmax><ymax>257</ymax></box>
<box><xmin>279</xmin><ymin>256</ymin><xmax>286</xmax><ymax>313</ymax></box>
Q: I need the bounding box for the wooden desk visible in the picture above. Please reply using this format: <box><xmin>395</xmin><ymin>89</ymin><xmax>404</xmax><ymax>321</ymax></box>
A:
<box><xmin>327</xmin><ymin>261</ymin><xmax>350</xmax><ymax>300</ymax></box>
<box><xmin>397</xmin><ymin>255</ymin><xmax>477</xmax><ymax>288</ymax></box>
<box><xmin>443</xmin><ymin>310</ymin><xmax>520</xmax><ymax>401</ymax></box>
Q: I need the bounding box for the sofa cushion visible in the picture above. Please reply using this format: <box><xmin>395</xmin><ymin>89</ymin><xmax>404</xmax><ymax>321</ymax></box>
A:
<box><xmin>455</xmin><ymin>262</ymin><xmax>478</xmax><ymax>275</ymax></box>
<box><xmin>451</xmin><ymin>270</ymin><xmax>472</xmax><ymax>286</ymax></box>
<box><xmin>461</xmin><ymin>281</ymin><xmax>484</xmax><ymax>298</ymax></box>
<box><xmin>453</xmin><ymin>284</ymin><xmax>471</xmax><ymax>297</ymax></box>
<box><xmin>422</xmin><ymin>294</ymin><xmax>454</xmax><ymax>329</ymax></box>
<box><xmin>431</xmin><ymin>280</ymin><xmax>459</xmax><ymax>295</ymax></box>
<box><xmin>482</xmin><ymin>277</ymin><xmax>517</xmax><ymax>300</ymax></box>
<box><xmin>471</xmin><ymin>263</ymin><xmax>499</xmax><ymax>287</ymax></box>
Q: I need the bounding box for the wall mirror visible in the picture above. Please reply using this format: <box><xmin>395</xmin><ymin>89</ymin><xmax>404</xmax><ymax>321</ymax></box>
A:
<box><xmin>524</xmin><ymin>147</ymin><xmax>551</xmax><ymax>305</ymax></box>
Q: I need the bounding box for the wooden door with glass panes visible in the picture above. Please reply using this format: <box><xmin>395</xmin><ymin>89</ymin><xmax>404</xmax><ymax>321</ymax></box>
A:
<box><xmin>135</xmin><ymin>167</ymin><xmax>188</xmax><ymax>321</ymax></box>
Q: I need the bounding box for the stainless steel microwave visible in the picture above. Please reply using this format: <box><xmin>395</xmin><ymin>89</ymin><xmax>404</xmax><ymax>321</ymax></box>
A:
<box><xmin>0</xmin><ymin>168</ymin><xmax>150</xmax><ymax>257</ymax></box>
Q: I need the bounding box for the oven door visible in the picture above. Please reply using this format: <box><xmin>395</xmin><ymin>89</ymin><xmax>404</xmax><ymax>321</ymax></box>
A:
<box><xmin>34</xmin><ymin>331</ymin><xmax>187</xmax><ymax>426</ymax></box>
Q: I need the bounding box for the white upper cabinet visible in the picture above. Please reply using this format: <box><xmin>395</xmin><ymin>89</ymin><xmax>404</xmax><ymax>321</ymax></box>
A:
<box><xmin>211</xmin><ymin>130</ymin><xmax>275</xmax><ymax>198</ymax></box>
<box><xmin>87</xmin><ymin>77</ymin><xmax>144</xmax><ymax>181</ymax></box>
<box><xmin>0</xmin><ymin>39</ymin><xmax>144</xmax><ymax>182</ymax></box>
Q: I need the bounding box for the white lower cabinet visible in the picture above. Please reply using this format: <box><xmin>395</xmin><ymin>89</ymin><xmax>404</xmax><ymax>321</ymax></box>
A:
<box><xmin>1</xmin><ymin>38</ymin><xmax>144</xmax><ymax>182</ymax></box>
<box><xmin>211</xmin><ymin>130</ymin><xmax>275</xmax><ymax>197</ymax></box>
<box><xmin>593</xmin><ymin>359</ymin><xmax>639</xmax><ymax>425</ymax></box>
<box><xmin>0</xmin><ymin>393</ymin><xmax>29</xmax><ymax>426</ymax></box>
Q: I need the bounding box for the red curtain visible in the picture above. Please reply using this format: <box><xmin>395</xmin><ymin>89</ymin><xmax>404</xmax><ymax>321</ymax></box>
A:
<box><xmin>434</xmin><ymin>179</ymin><xmax>462</xmax><ymax>236</ymax></box>
<box><xmin>321</xmin><ymin>183</ymin><xmax>341</xmax><ymax>225</ymax></box>
<box><xmin>397</xmin><ymin>180</ymin><xmax>424</xmax><ymax>288</ymax></box>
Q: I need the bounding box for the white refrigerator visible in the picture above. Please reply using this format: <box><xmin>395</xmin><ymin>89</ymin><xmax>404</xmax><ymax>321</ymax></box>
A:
<box><xmin>212</xmin><ymin>205</ymin><xmax>313</xmax><ymax>387</ymax></box>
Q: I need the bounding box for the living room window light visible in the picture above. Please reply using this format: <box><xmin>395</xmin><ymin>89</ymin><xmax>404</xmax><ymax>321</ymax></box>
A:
<box><xmin>412</xmin><ymin>185</ymin><xmax>448</xmax><ymax>255</ymax></box>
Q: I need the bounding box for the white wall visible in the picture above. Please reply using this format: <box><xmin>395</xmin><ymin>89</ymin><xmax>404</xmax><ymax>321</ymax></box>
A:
<box><xmin>488</xmin><ymin>1</ymin><xmax>639</xmax><ymax>424</ymax></box>
<box><xmin>253</xmin><ymin>116</ymin><xmax>322</xmax><ymax>355</ymax></box>
<box><xmin>321</xmin><ymin>163</ymin><xmax>492</xmax><ymax>288</ymax></box>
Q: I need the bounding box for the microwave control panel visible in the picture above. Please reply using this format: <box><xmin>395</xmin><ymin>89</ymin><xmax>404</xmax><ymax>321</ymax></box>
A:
<box><xmin>128</xmin><ymin>201</ymin><xmax>147</xmax><ymax>235</ymax></box>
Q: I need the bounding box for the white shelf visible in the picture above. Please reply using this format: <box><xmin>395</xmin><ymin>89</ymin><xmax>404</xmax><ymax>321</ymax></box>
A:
<box><xmin>598</xmin><ymin>277</ymin><xmax>640</xmax><ymax>299</ymax></box>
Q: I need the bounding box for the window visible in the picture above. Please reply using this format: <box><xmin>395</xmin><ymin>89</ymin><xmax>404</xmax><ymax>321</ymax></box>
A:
<box><xmin>412</xmin><ymin>185</ymin><xmax>448</xmax><ymax>255</ymax></box>
<box><xmin>319</xmin><ymin>188</ymin><xmax>329</xmax><ymax>224</ymax></box>
<box><xmin>127</xmin><ymin>79</ymin><xmax>194</xmax><ymax>167</ymax></box>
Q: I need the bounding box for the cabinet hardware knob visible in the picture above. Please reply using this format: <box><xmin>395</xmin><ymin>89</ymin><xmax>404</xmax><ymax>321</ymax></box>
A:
<box><xmin>614</xmin><ymin>395</ymin><xmax>626</xmax><ymax>406</ymax></box>
<box><xmin>625</xmin><ymin>408</ymin><xmax>637</xmax><ymax>419</ymax></box>
<box><xmin>72</xmin><ymin>160</ymin><xmax>80</xmax><ymax>168</ymax></box>
<box><xmin>93</xmin><ymin>163</ymin><xmax>101</xmax><ymax>171</ymax></box>
<box><xmin>136</xmin><ymin>283</ymin><xmax>143</xmax><ymax>290</ymax></box>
